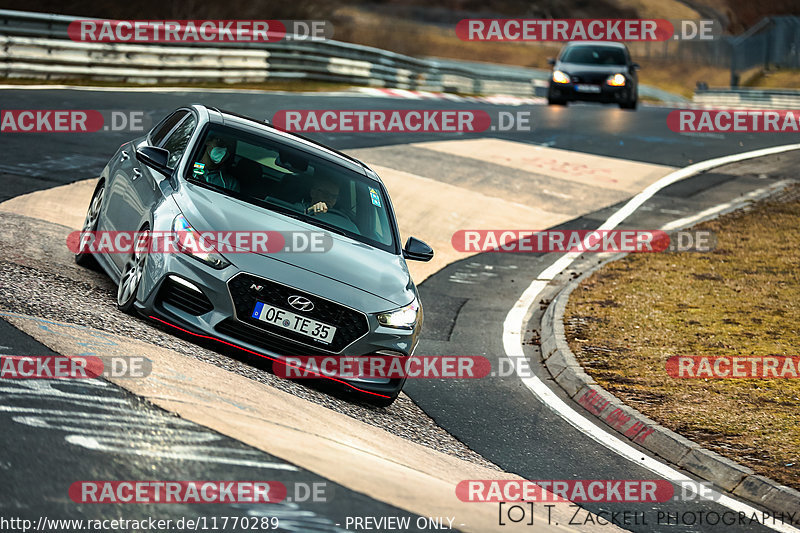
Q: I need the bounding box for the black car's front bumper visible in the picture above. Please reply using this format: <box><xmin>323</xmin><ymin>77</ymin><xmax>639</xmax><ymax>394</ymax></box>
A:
<box><xmin>548</xmin><ymin>82</ymin><xmax>635</xmax><ymax>104</ymax></box>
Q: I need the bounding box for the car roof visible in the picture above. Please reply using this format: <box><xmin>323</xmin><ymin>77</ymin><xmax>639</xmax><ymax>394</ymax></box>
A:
<box><xmin>200</xmin><ymin>106</ymin><xmax>378</xmax><ymax>181</ymax></box>
<box><xmin>563</xmin><ymin>41</ymin><xmax>628</xmax><ymax>49</ymax></box>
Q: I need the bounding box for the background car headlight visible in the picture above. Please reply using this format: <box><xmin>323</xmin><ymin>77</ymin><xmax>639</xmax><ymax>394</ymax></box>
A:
<box><xmin>552</xmin><ymin>70</ymin><xmax>570</xmax><ymax>84</ymax></box>
<box><xmin>606</xmin><ymin>73</ymin><xmax>626</xmax><ymax>86</ymax></box>
<box><xmin>172</xmin><ymin>214</ymin><xmax>230</xmax><ymax>269</ymax></box>
<box><xmin>377</xmin><ymin>299</ymin><xmax>419</xmax><ymax>329</ymax></box>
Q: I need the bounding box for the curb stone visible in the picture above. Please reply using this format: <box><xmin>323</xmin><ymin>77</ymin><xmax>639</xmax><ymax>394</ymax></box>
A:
<box><xmin>539</xmin><ymin>254</ymin><xmax>800</xmax><ymax>516</ymax></box>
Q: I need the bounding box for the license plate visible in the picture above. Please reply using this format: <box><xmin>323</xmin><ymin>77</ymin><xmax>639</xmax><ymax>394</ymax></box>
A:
<box><xmin>251</xmin><ymin>302</ymin><xmax>336</xmax><ymax>344</ymax></box>
<box><xmin>575</xmin><ymin>84</ymin><xmax>601</xmax><ymax>93</ymax></box>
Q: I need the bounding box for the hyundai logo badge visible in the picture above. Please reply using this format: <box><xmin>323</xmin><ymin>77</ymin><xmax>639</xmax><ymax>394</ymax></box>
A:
<box><xmin>288</xmin><ymin>295</ymin><xmax>314</xmax><ymax>312</ymax></box>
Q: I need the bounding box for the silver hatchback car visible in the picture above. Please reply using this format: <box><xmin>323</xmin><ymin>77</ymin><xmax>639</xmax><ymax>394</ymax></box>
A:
<box><xmin>76</xmin><ymin>104</ymin><xmax>433</xmax><ymax>405</ymax></box>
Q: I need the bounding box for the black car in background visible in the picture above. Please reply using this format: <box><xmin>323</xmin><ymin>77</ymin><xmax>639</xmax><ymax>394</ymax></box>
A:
<box><xmin>547</xmin><ymin>41</ymin><xmax>640</xmax><ymax>109</ymax></box>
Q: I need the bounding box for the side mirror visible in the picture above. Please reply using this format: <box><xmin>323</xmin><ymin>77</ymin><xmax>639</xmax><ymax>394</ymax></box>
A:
<box><xmin>136</xmin><ymin>146</ymin><xmax>171</xmax><ymax>175</ymax></box>
<box><xmin>631</xmin><ymin>63</ymin><xmax>641</xmax><ymax>71</ymax></box>
<box><xmin>402</xmin><ymin>237</ymin><xmax>434</xmax><ymax>262</ymax></box>
<box><xmin>547</xmin><ymin>58</ymin><xmax>556</xmax><ymax>66</ymax></box>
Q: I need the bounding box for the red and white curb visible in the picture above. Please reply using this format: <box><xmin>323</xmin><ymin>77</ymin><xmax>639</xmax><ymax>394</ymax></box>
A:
<box><xmin>356</xmin><ymin>87</ymin><xmax>545</xmax><ymax>106</ymax></box>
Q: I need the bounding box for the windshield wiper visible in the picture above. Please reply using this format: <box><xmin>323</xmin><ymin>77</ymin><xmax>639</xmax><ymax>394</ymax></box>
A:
<box><xmin>297</xmin><ymin>216</ymin><xmax>352</xmax><ymax>239</ymax></box>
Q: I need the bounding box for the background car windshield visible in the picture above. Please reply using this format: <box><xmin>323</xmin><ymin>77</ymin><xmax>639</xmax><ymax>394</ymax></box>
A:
<box><xmin>561</xmin><ymin>46</ymin><xmax>626</xmax><ymax>65</ymax></box>
<box><xmin>186</xmin><ymin>125</ymin><xmax>396</xmax><ymax>252</ymax></box>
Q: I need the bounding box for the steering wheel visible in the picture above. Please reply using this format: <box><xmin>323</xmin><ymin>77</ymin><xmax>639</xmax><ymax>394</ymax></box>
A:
<box><xmin>317</xmin><ymin>208</ymin><xmax>359</xmax><ymax>232</ymax></box>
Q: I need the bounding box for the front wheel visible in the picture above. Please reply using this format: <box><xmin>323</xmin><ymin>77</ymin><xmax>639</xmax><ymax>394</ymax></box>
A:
<box><xmin>619</xmin><ymin>99</ymin><xmax>638</xmax><ymax>110</ymax></box>
<box><xmin>548</xmin><ymin>98</ymin><xmax>568</xmax><ymax>106</ymax></box>
<box><xmin>117</xmin><ymin>229</ymin><xmax>150</xmax><ymax>314</ymax></box>
<box><xmin>75</xmin><ymin>182</ymin><xmax>105</xmax><ymax>267</ymax></box>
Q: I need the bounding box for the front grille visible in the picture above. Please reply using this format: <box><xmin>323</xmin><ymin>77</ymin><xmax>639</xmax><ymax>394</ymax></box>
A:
<box><xmin>227</xmin><ymin>273</ymin><xmax>369</xmax><ymax>353</ymax></box>
<box><xmin>157</xmin><ymin>277</ymin><xmax>213</xmax><ymax>316</ymax></box>
<box><xmin>571</xmin><ymin>74</ymin><xmax>607</xmax><ymax>84</ymax></box>
<box><xmin>215</xmin><ymin>319</ymin><xmax>331</xmax><ymax>357</ymax></box>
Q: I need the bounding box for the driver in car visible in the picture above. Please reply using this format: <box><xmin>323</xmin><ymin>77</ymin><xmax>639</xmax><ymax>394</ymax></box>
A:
<box><xmin>195</xmin><ymin>136</ymin><xmax>240</xmax><ymax>193</ymax></box>
<box><xmin>302</xmin><ymin>177</ymin><xmax>339</xmax><ymax>216</ymax></box>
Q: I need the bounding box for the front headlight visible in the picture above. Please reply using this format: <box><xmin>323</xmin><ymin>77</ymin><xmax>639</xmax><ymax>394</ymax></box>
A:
<box><xmin>172</xmin><ymin>214</ymin><xmax>230</xmax><ymax>270</ymax></box>
<box><xmin>606</xmin><ymin>73</ymin><xmax>626</xmax><ymax>87</ymax></box>
<box><xmin>377</xmin><ymin>299</ymin><xmax>419</xmax><ymax>330</ymax></box>
<box><xmin>552</xmin><ymin>70</ymin><xmax>570</xmax><ymax>84</ymax></box>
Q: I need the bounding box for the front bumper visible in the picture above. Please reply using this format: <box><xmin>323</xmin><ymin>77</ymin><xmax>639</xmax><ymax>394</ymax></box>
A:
<box><xmin>548</xmin><ymin>82</ymin><xmax>634</xmax><ymax>103</ymax></box>
<box><xmin>134</xmin><ymin>252</ymin><xmax>416</xmax><ymax>398</ymax></box>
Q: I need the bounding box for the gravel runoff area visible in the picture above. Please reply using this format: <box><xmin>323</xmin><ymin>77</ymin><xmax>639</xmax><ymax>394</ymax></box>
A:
<box><xmin>564</xmin><ymin>184</ymin><xmax>800</xmax><ymax>491</ymax></box>
<box><xmin>0</xmin><ymin>211</ymin><xmax>500</xmax><ymax>471</ymax></box>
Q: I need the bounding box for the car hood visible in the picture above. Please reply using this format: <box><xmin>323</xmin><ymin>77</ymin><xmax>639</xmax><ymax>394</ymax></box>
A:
<box><xmin>557</xmin><ymin>62</ymin><xmax>629</xmax><ymax>76</ymax></box>
<box><xmin>171</xmin><ymin>182</ymin><xmax>413</xmax><ymax>307</ymax></box>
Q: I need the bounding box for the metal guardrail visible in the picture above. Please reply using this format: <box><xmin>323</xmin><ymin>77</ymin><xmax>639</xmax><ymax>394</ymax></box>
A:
<box><xmin>0</xmin><ymin>9</ymin><xmax>541</xmax><ymax>96</ymax></box>
<box><xmin>693</xmin><ymin>88</ymin><xmax>800</xmax><ymax>109</ymax></box>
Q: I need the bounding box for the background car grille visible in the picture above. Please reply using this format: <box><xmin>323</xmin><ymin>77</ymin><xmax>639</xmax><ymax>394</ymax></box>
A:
<box><xmin>571</xmin><ymin>74</ymin><xmax>607</xmax><ymax>84</ymax></box>
<box><xmin>157</xmin><ymin>277</ymin><xmax>214</xmax><ymax>316</ymax></box>
<box><xmin>227</xmin><ymin>273</ymin><xmax>369</xmax><ymax>353</ymax></box>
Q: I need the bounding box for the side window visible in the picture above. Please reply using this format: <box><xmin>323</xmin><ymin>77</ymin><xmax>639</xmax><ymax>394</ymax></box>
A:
<box><xmin>150</xmin><ymin>110</ymin><xmax>188</xmax><ymax>146</ymax></box>
<box><xmin>162</xmin><ymin>115</ymin><xmax>197</xmax><ymax>169</ymax></box>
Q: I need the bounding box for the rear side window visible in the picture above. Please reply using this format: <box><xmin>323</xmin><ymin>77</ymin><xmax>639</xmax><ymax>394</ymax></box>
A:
<box><xmin>162</xmin><ymin>115</ymin><xmax>197</xmax><ymax>169</ymax></box>
<box><xmin>150</xmin><ymin>110</ymin><xmax>188</xmax><ymax>146</ymax></box>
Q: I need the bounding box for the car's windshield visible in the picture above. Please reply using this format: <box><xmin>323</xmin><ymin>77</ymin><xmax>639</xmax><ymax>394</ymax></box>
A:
<box><xmin>185</xmin><ymin>124</ymin><xmax>397</xmax><ymax>253</ymax></box>
<box><xmin>561</xmin><ymin>46</ymin><xmax>627</xmax><ymax>65</ymax></box>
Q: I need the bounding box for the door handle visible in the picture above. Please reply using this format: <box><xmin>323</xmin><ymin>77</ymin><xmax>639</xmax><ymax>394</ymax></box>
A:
<box><xmin>120</xmin><ymin>150</ymin><xmax>130</xmax><ymax>161</ymax></box>
<box><xmin>132</xmin><ymin>168</ymin><xmax>142</xmax><ymax>180</ymax></box>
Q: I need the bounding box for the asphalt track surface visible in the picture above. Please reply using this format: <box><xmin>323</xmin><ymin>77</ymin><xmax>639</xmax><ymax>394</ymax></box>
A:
<box><xmin>1</xmin><ymin>87</ymin><xmax>798</xmax><ymax>532</ymax></box>
<box><xmin>409</xmin><ymin>152</ymin><xmax>800</xmax><ymax>533</ymax></box>
<box><xmin>0</xmin><ymin>318</ymin><xmax>425</xmax><ymax>532</ymax></box>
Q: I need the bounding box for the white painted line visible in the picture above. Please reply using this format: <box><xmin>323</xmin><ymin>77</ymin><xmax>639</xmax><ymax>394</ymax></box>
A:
<box><xmin>384</xmin><ymin>88</ymin><xmax>424</xmax><ymax>100</ymax></box>
<box><xmin>357</xmin><ymin>87</ymin><xmax>394</xmax><ymax>98</ymax></box>
<box><xmin>65</xmin><ymin>435</ymin><xmax>299</xmax><ymax>470</ymax></box>
<box><xmin>439</xmin><ymin>93</ymin><xmax>467</xmax><ymax>101</ymax></box>
<box><xmin>661</xmin><ymin>180</ymin><xmax>791</xmax><ymax>231</ymax></box>
<box><xmin>504</xmin><ymin>143</ymin><xmax>800</xmax><ymax>533</ymax></box>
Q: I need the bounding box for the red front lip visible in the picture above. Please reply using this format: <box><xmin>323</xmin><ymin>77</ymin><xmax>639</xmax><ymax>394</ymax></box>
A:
<box><xmin>147</xmin><ymin>315</ymin><xmax>390</xmax><ymax>399</ymax></box>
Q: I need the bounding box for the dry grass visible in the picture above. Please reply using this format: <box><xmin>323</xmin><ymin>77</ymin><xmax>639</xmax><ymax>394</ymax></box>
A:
<box><xmin>745</xmin><ymin>69</ymin><xmax>800</xmax><ymax>90</ymax></box>
<box><xmin>611</xmin><ymin>0</ymin><xmax>700</xmax><ymax>19</ymax></box>
<box><xmin>564</xmin><ymin>186</ymin><xmax>800</xmax><ymax>490</ymax></box>
<box><xmin>635</xmin><ymin>63</ymin><xmax>766</xmax><ymax>97</ymax></box>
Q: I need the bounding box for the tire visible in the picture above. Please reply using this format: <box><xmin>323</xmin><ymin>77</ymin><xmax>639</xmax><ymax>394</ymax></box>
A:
<box><xmin>548</xmin><ymin>98</ymin><xmax>568</xmax><ymax>106</ymax></box>
<box><xmin>619</xmin><ymin>98</ymin><xmax>638</xmax><ymax>110</ymax></box>
<box><xmin>116</xmin><ymin>228</ymin><xmax>150</xmax><ymax>314</ymax></box>
<box><xmin>75</xmin><ymin>182</ymin><xmax>105</xmax><ymax>267</ymax></box>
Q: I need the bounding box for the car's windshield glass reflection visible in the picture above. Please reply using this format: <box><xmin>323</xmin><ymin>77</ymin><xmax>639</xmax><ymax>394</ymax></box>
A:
<box><xmin>185</xmin><ymin>125</ymin><xmax>396</xmax><ymax>253</ymax></box>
